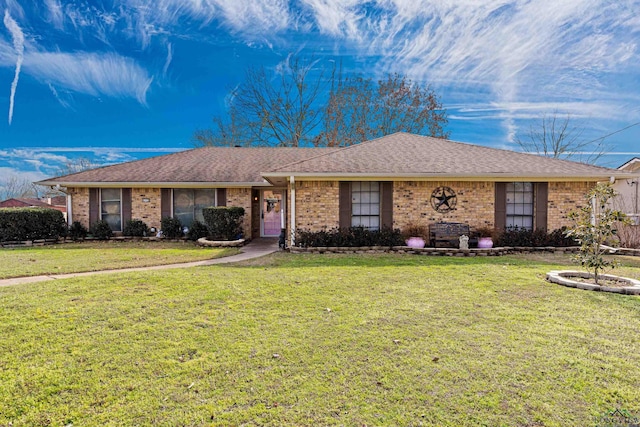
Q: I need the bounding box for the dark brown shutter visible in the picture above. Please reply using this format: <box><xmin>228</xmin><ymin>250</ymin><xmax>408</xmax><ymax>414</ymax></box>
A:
<box><xmin>161</xmin><ymin>189</ymin><xmax>171</xmax><ymax>219</ymax></box>
<box><xmin>494</xmin><ymin>182</ymin><xmax>506</xmax><ymax>230</ymax></box>
<box><xmin>339</xmin><ymin>182</ymin><xmax>351</xmax><ymax>229</ymax></box>
<box><xmin>380</xmin><ymin>181</ymin><xmax>393</xmax><ymax>229</ymax></box>
<box><xmin>121</xmin><ymin>188</ymin><xmax>132</xmax><ymax>223</ymax></box>
<box><xmin>89</xmin><ymin>188</ymin><xmax>99</xmax><ymax>226</ymax></box>
<box><xmin>535</xmin><ymin>182</ymin><xmax>548</xmax><ymax>231</ymax></box>
<box><xmin>217</xmin><ymin>188</ymin><xmax>227</xmax><ymax>206</ymax></box>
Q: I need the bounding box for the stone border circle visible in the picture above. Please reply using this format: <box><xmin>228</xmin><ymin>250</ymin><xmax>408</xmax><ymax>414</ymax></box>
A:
<box><xmin>546</xmin><ymin>270</ymin><xmax>640</xmax><ymax>295</ymax></box>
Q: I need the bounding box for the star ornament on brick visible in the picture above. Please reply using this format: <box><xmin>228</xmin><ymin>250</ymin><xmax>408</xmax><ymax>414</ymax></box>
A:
<box><xmin>430</xmin><ymin>186</ymin><xmax>457</xmax><ymax>213</ymax></box>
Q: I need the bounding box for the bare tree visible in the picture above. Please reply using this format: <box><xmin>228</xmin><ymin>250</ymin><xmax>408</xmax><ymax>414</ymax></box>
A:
<box><xmin>515</xmin><ymin>111</ymin><xmax>608</xmax><ymax>164</ymax></box>
<box><xmin>0</xmin><ymin>174</ymin><xmax>40</xmax><ymax>200</ymax></box>
<box><xmin>317</xmin><ymin>73</ymin><xmax>448</xmax><ymax>146</ymax></box>
<box><xmin>195</xmin><ymin>55</ymin><xmax>328</xmax><ymax>147</ymax></box>
<box><xmin>194</xmin><ymin>56</ymin><xmax>449</xmax><ymax>147</ymax></box>
<box><xmin>56</xmin><ymin>157</ymin><xmax>95</xmax><ymax>176</ymax></box>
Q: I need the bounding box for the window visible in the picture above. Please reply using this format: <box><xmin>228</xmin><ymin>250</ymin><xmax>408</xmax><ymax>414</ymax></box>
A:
<box><xmin>351</xmin><ymin>181</ymin><xmax>380</xmax><ymax>230</ymax></box>
<box><xmin>101</xmin><ymin>188</ymin><xmax>122</xmax><ymax>231</ymax></box>
<box><xmin>173</xmin><ymin>189</ymin><xmax>217</xmax><ymax>228</ymax></box>
<box><xmin>506</xmin><ymin>182</ymin><xmax>534</xmax><ymax>230</ymax></box>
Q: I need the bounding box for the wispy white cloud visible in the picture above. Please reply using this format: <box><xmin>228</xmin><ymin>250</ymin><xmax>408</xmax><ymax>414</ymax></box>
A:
<box><xmin>162</xmin><ymin>41</ymin><xmax>172</xmax><ymax>76</ymax></box>
<box><xmin>44</xmin><ymin>0</ymin><xmax>64</xmax><ymax>29</ymax></box>
<box><xmin>3</xmin><ymin>9</ymin><xmax>24</xmax><ymax>125</ymax></box>
<box><xmin>9</xmin><ymin>50</ymin><xmax>153</xmax><ymax>104</ymax></box>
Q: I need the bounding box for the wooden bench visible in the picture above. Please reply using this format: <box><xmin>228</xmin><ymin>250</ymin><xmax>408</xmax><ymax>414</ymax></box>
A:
<box><xmin>429</xmin><ymin>222</ymin><xmax>470</xmax><ymax>248</ymax></box>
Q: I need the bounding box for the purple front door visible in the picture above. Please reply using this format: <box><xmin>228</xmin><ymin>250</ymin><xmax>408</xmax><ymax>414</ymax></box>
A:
<box><xmin>262</xmin><ymin>190</ymin><xmax>283</xmax><ymax>237</ymax></box>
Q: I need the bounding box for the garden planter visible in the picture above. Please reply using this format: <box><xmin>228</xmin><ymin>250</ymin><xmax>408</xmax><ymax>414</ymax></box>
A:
<box><xmin>477</xmin><ymin>237</ymin><xmax>493</xmax><ymax>248</ymax></box>
<box><xmin>546</xmin><ymin>270</ymin><xmax>640</xmax><ymax>295</ymax></box>
<box><xmin>405</xmin><ymin>237</ymin><xmax>426</xmax><ymax>249</ymax></box>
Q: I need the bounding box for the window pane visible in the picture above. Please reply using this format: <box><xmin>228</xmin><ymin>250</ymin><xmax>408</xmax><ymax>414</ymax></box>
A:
<box><xmin>350</xmin><ymin>181</ymin><xmax>381</xmax><ymax>231</ymax></box>
<box><xmin>369</xmin><ymin>217</ymin><xmax>380</xmax><ymax>230</ymax></box>
<box><xmin>523</xmin><ymin>193</ymin><xmax>533</xmax><ymax>204</ymax></box>
<box><xmin>194</xmin><ymin>189</ymin><xmax>216</xmax><ymax>223</ymax></box>
<box><xmin>101</xmin><ymin>189</ymin><xmax>121</xmax><ymax>231</ymax></box>
<box><xmin>174</xmin><ymin>189</ymin><xmax>195</xmax><ymax>227</ymax></box>
<box><xmin>102</xmin><ymin>188</ymin><xmax>120</xmax><ymax>201</ymax></box>
<box><xmin>505</xmin><ymin>182</ymin><xmax>534</xmax><ymax>231</ymax></box>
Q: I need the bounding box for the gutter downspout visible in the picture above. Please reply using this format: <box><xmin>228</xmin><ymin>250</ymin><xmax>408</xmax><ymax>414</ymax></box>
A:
<box><xmin>66</xmin><ymin>193</ymin><xmax>72</xmax><ymax>226</ymax></box>
<box><xmin>290</xmin><ymin>176</ymin><xmax>296</xmax><ymax>247</ymax></box>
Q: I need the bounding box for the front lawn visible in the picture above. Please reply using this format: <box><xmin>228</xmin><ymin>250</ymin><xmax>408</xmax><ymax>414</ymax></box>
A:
<box><xmin>0</xmin><ymin>241</ymin><xmax>237</xmax><ymax>279</ymax></box>
<box><xmin>1</xmin><ymin>253</ymin><xmax>639</xmax><ymax>426</ymax></box>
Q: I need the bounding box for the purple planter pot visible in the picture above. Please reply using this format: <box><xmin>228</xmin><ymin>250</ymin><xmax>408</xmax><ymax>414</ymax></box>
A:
<box><xmin>406</xmin><ymin>237</ymin><xmax>426</xmax><ymax>249</ymax></box>
<box><xmin>477</xmin><ymin>237</ymin><xmax>494</xmax><ymax>248</ymax></box>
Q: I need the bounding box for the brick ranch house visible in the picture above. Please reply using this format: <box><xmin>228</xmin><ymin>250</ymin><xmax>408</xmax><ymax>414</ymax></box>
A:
<box><xmin>37</xmin><ymin>133</ymin><xmax>632</xmax><ymax>246</ymax></box>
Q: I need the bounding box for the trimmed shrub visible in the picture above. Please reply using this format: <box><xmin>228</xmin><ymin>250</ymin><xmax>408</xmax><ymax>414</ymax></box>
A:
<box><xmin>295</xmin><ymin>227</ymin><xmax>404</xmax><ymax>248</ymax></box>
<box><xmin>202</xmin><ymin>207</ymin><xmax>245</xmax><ymax>240</ymax></box>
<box><xmin>68</xmin><ymin>221</ymin><xmax>88</xmax><ymax>241</ymax></box>
<box><xmin>123</xmin><ymin>219</ymin><xmax>149</xmax><ymax>237</ymax></box>
<box><xmin>90</xmin><ymin>220</ymin><xmax>113</xmax><ymax>240</ymax></box>
<box><xmin>161</xmin><ymin>217</ymin><xmax>183</xmax><ymax>239</ymax></box>
<box><xmin>187</xmin><ymin>220</ymin><xmax>209</xmax><ymax>241</ymax></box>
<box><xmin>400</xmin><ymin>222</ymin><xmax>429</xmax><ymax>241</ymax></box>
<box><xmin>0</xmin><ymin>207</ymin><xmax>67</xmax><ymax>242</ymax></box>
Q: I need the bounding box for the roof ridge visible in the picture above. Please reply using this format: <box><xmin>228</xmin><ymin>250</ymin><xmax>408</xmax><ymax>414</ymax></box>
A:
<box><xmin>270</xmin><ymin>132</ymin><xmax>411</xmax><ymax>172</ymax></box>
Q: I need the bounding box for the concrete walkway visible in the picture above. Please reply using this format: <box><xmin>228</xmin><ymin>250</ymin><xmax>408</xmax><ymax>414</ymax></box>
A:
<box><xmin>0</xmin><ymin>238</ymin><xmax>280</xmax><ymax>288</ymax></box>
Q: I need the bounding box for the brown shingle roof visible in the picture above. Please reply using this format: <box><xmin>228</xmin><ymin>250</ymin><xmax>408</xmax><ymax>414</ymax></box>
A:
<box><xmin>38</xmin><ymin>147</ymin><xmax>337</xmax><ymax>186</ymax></box>
<box><xmin>266</xmin><ymin>132</ymin><xmax>626</xmax><ymax>180</ymax></box>
<box><xmin>38</xmin><ymin>133</ymin><xmax>628</xmax><ymax>186</ymax></box>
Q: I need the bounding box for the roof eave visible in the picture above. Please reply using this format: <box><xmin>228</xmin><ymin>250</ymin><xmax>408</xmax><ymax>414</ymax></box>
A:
<box><xmin>35</xmin><ymin>180</ymin><xmax>272</xmax><ymax>188</ymax></box>
<box><xmin>262</xmin><ymin>172</ymin><xmax>631</xmax><ymax>182</ymax></box>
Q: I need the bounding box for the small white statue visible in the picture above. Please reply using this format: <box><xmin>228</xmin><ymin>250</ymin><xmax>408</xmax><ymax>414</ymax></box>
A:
<box><xmin>459</xmin><ymin>234</ymin><xmax>469</xmax><ymax>250</ymax></box>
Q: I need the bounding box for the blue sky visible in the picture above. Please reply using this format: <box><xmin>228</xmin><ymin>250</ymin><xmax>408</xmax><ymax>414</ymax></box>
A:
<box><xmin>1</xmin><ymin>0</ymin><xmax>639</xmax><ymax>191</ymax></box>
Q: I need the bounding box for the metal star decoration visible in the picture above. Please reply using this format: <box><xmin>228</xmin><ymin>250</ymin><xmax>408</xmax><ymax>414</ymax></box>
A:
<box><xmin>430</xmin><ymin>186</ymin><xmax>457</xmax><ymax>213</ymax></box>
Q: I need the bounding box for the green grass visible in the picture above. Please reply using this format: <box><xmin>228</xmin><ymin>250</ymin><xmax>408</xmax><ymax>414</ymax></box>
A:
<box><xmin>1</xmin><ymin>253</ymin><xmax>639</xmax><ymax>426</ymax></box>
<box><xmin>0</xmin><ymin>241</ymin><xmax>238</xmax><ymax>279</ymax></box>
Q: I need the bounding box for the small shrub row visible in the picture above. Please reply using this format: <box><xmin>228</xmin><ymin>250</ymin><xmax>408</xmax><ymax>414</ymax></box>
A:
<box><xmin>0</xmin><ymin>208</ymin><xmax>67</xmax><ymax>242</ymax></box>
<box><xmin>295</xmin><ymin>227</ymin><xmax>404</xmax><ymax>248</ymax></box>
<box><xmin>494</xmin><ymin>227</ymin><xmax>577</xmax><ymax>247</ymax></box>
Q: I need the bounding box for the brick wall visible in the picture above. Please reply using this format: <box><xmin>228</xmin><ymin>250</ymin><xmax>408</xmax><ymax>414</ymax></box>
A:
<box><xmin>227</xmin><ymin>188</ymin><xmax>253</xmax><ymax>239</ymax></box>
<box><xmin>292</xmin><ymin>179</ymin><xmax>594</xmax><ymax>234</ymax></box>
<box><xmin>393</xmin><ymin>181</ymin><xmax>495</xmax><ymax>231</ymax></box>
<box><xmin>294</xmin><ymin>181</ymin><xmax>340</xmax><ymax>231</ymax></box>
<box><xmin>69</xmin><ymin>187</ymin><xmax>90</xmax><ymax>228</ymax></box>
<box><xmin>547</xmin><ymin>181</ymin><xmax>595</xmax><ymax>230</ymax></box>
<box><xmin>130</xmin><ymin>188</ymin><xmax>162</xmax><ymax>230</ymax></box>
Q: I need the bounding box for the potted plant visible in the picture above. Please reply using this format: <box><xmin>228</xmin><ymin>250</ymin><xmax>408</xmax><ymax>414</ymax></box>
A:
<box><xmin>474</xmin><ymin>226</ymin><xmax>495</xmax><ymax>248</ymax></box>
<box><xmin>401</xmin><ymin>222</ymin><xmax>428</xmax><ymax>248</ymax></box>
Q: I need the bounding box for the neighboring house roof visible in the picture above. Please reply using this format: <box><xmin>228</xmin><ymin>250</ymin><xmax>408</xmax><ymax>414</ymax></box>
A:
<box><xmin>0</xmin><ymin>198</ymin><xmax>66</xmax><ymax>213</ymax></box>
<box><xmin>37</xmin><ymin>133</ymin><xmax>631</xmax><ymax>188</ymax></box>
<box><xmin>618</xmin><ymin>157</ymin><xmax>640</xmax><ymax>174</ymax></box>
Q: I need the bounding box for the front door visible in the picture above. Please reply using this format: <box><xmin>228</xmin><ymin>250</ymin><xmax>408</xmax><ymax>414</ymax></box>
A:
<box><xmin>261</xmin><ymin>190</ymin><xmax>284</xmax><ymax>237</ymax></box>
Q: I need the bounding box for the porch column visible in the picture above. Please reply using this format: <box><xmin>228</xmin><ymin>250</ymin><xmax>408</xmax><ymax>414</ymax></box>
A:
<box><xmin>290</xmin><ymin>176</ymin><xmax>296</xmax><ymax>247</ymax></box>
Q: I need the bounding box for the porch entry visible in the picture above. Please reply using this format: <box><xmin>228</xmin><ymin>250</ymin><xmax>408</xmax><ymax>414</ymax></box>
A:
<box><xmin>261</xmin><ymin>190</ymin><xmax>285</xmax><ymax>237</ymax></box>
